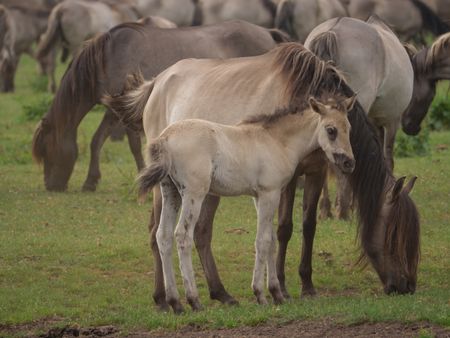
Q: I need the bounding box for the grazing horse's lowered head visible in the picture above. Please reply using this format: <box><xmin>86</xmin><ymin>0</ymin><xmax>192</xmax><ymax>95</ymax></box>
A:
<box><xmin>402</xmin><ymin>32</ymin><xmax>450</xmax><ymax>135</ymax></box>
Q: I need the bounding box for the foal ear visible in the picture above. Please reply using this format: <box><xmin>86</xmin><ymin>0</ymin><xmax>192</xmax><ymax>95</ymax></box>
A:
<box><xmin>403</xmin><ymin>176</ymin><xmax>417</xmax><ymax>195</ymax></box>
<box><xmin>343</xmin><ymin>94</ymin><xmax>357</xmax><ymax>112</ymax></box>
<box><xmin>391</xmin><ymin>176</ymin><xmax>406</xmax><ymax>201</ymax></box>
<box><xmin>309</xmin><ymin>97</ymin><xmax>326</xmax><ymax>116</ymax></box>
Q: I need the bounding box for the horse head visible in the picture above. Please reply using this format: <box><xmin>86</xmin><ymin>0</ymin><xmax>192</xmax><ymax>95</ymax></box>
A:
<box><xmin>402</xmin><ymin>33</ymin><xmax>450</xmax><ymax>135</ymax></box>
<box><xmin>363</xmin><ymin>176</ymin><xmax>420</xmax><ymax>295</ymax></box>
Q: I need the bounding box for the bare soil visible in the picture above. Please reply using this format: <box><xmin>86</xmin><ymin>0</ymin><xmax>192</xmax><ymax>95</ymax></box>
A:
<box><xmin>1</xmin><ymin>317</ymin><xmax>449</xmax><ymax>338</ymax></box>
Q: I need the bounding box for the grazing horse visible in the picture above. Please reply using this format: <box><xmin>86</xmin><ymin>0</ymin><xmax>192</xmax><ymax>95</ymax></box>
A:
<box><xmin>347</xmin><ymin>0</ymin><xmax>449</xmax><ymax>41</ymax></box>
<box><xmin>402</xmin><ymin>32</ymin><xmax>450</xmax><ymax>135</ymax></box>
<box><xmin>35</xmin><ymin>0</ymin><xmax>140</xmax><ymax>93</ymax></box>
<box><xmin>131</xmin><ymin>95</ymin><xmax>356</xmax><ymax>313</ymax></box>
<box><xmin>31</xmin><ymin>20</ymin><xmax>289</xmax><ymax>192</ymax></box>
<box><xmin>0</xmin><ymin>5</ymin><xmax>51</xmax><ymax>92</ymax></box>
<box><xmin>275</xmin><ymin>0</ymin><xmax>348</xmax><ymax>42</ymax></box>
<box><xmin>198</xmin><ymin>0</ymin><xmax>277</xmax><ymax>27</ymax></box>
<box><xmin>103</xmin><ymin>43</ymin><xmax>420</xmax><ymax>311</ymax></box>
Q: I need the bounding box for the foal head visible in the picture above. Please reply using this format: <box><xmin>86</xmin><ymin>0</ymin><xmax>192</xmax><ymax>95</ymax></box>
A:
<box><xmin>309</xmin><ymin>95</ymin><xmax>356</xmax><ymax>174</ymax></box>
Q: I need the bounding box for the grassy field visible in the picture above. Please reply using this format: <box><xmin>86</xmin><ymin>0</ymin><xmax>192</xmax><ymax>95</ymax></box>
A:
<box><xmin>0</xmin><ymin>55</ymin><xmax>449</xmax><ymax>337</ymax></box>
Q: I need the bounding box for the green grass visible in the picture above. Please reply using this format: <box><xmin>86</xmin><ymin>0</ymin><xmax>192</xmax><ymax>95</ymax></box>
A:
<box><xmin>0</xmin><ymin>55</ymin><xmax>449</xmax><ymax>336</ymax></box>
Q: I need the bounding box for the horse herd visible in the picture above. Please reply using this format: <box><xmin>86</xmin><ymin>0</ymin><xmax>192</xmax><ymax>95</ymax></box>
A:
<box><xmin>1</xmin><ymin>0</ymin><xmax>448</xmax><ymax>314</ymax></box>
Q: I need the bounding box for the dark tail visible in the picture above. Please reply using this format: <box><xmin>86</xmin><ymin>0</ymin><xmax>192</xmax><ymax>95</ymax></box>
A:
<box><xmin>275</xmin><ymin>0</ymin><xmax>297</xmax><ymax>40</ymax></box>
<box><xmin>261</xmin><ymin>0</ymin><xmax>277</xmax><ymax>22</ymax></box>
<box><xmin>137</xmin><ymin>140</ymin><xmax>170</xmax><ymax>199</ymax></box>
<box><xmin>191</xmin><ymin>0</ymin><xmax>203</xmax><ymax>26</ymax></box>
<box><xmin>36</xmin><ymin>4</ymin><xmax>63</xmax><ymax>60</ymax></box>
<box><xmin>102</xmin><ymin>72</ymin><xmax>154</xmax><ymax>128</ymax></box>
<box><xmin>307</xmin><ymin>30</ymin><xmax>339</xmax><ymax>63</ymax></box>
<box><xmin>410</xmin><ymin>0</ymin><xmax>450</xmax><ymax>36</ymax></box>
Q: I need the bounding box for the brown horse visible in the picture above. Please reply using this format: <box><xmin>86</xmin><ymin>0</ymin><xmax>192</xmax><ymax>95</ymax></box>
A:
<box><xmin>105</xmin><ymin>43</ymin><xmax>420</xmax><ymax>311</ymax></box>
<box><xmin>31</xmin><ymin>20</ymin><xmax>289</xmax><ymax>192</ymax></box>
<box><xmin>402</xmin><ymin>32</ymin><xmax>450</xmax><ymax>135</ymax></box>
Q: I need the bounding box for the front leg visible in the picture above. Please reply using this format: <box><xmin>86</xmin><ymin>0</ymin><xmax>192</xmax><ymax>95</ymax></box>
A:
<box><xmin>384</xmin><ymin>122</ymin><xmax>399</xmax><ymax>172</ymax></box>
<box><xmin>299</xmin><ymin>168</ymin><xmax>327</xmax><ymax>297</ymax></box>
<box><xmin>82</xmin><ymin>109</ymin><xmax>118</xmax><ymax>192</ymax></box>
<box><xmin>254</xmin><ymin>191</ymin><xmax>284</xmax><ymax>305</ymax></box>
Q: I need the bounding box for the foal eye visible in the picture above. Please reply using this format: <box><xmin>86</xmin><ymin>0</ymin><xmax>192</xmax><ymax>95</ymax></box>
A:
<box><xmin>326</xmin><ymin>127</ymin><xmax>337</xmax><ymax>140</ymax></box>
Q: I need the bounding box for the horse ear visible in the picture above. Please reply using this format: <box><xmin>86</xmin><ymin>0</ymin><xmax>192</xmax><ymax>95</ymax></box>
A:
<box><xmin>403</xmin><ymin>176</ymin><xmax>417</xmax><ymax>195</ymax></box>
<box><xmin>343</xmin><ymin>94</ymin><xmax>357</xmax><ymax>112</ymax></box>
<box><xmin>391</xmin><ymin>176</ymin><xmax>406</xmax><ymax>201</ymax></box>
<box><xmin>309</xmin><ymin>97</ymin><xmax>326</xmax><ymax>116</ymax></box>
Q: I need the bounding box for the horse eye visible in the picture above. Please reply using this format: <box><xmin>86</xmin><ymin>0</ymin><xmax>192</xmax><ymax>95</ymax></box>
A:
<box><xmin>326</xmin><ymin>127</ymin><xmax>337</xmax><ymax>140</ymax></box>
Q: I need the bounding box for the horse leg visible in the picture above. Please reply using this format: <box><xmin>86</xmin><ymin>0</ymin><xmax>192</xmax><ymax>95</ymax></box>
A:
<box><xmin>156</xmin><ymin>179</ymin><xmax>183</xmax><ymax>314</ymax></box>
<box><xmin>319</xmin><ymin>167</ymin><xmax>333</xmax><ymax>219</ymax></box>
<box><xmin>267</xmin><ymin>220</ymin><xmax>285</xmax><ymax>305</ymax></box>
<box><xmin>276</xmin><ymin>174</ymin><xmax>298</xmax><ymax>299</ymax></box>
<box><xmin>334</xmin><ymin>166</ymin><xmax>352</xmax><ymax>220</ymax></box>
<box><xmin>175</xmin><ymin>192</ymin><xmax>206</xmax><ymax>311</ymax></box>
<box><xmin>194</xmin><ymin>195</ymin><xmax>238</xmax><ymax>305</ymax></box>
<box><xmin>82</xmin><ymin>109</ymin><xmax>117</xmax><ymax>192</ymax></box>
<box><xmin>299</xmin><ymin>168</ymin><xmax>327</xmax><ymax>297</ymax></box>
<box><xmin>149</xmin><ymin>186</ymin><xmax>170</xmax><ymax>311</ymax></box>
<box><xmin>125</xmin><ymin>126</ymin><xmax>145</xmax><ymax>171</ymax></box>
<box><xmin>2</xmin><ymin>54</ymin><xmax>19</xmax><ymax>92</ymax></box>
<box><xmin>254</xmin><ymin>191</ymin><xmax>283</xmax><ymax>305</ymax></box>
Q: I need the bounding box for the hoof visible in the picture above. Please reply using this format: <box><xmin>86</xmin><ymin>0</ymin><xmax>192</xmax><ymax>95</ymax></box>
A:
<box><xmin>301</xmin><ymin>288</ymin><xmax>317</xmax><ymax>298</ymax></box>
<box><xmin>168</xmin><ymin>298</ymin><xmax>184</xmax><ymax>315</ymax></box>
<box><xmin>82</xmin><ymin>181</ymin><xmax>97</xmax><ymax>192</ymax></box>
<box><xmin>210</xmin><ymin>290</ymin><xmax>239</xmax><ymax>306</ymax></box>
<box><xmin>269</xmin><ymin>286</ymin><xmax>285</xmax><ymax>305</ymax></box>
<box><xmin>188</xmin><ymin>298</ymin><xmax>204</xmax><ymax>312</ymax></box>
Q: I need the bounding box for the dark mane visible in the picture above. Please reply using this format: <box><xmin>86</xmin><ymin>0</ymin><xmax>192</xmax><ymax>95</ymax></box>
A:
<box><xmin>385</xmin><ymin>190</ymin><xmax>421</xmax><ymax>279</ymax></box>
<box><xmin>277</xmin><ymin>42</ymin><xmax>389</xmax><ymax>258</ymax></box>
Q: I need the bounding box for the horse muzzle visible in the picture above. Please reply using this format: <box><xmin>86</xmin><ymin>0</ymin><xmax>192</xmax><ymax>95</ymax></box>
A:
<box><xmin>333</xmin><ymin>153</ymin><xmax>355</xmax><ymax>174</ymax></box>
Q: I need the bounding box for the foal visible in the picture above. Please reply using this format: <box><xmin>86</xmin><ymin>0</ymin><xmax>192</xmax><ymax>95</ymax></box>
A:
<box><xmin>138</xmin><ymin>95</ymin><xmax>356</xmax><ymax>313</ymax></box>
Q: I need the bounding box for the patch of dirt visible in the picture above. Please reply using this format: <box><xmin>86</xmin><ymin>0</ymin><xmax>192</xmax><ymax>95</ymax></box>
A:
<box><xmin>5</xmin><ymin>320</ymin><xmax>447</xmax><ymax>338</ymax></box>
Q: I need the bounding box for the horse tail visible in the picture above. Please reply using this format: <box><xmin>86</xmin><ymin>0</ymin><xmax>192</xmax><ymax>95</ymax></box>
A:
<box><xmin>261</xmin><ymin>0</ymin><xmax>277</xmax><ymax>20</ymax></box>
<box><xmin>137</xmin><ymin>139</ymin><xmax>170</xmax><ymax>199</ymax></box>
<box><xmin>410</xmin><ymin>0</ymin><xmax>450</xmax><ymax>36</ymax></box>
<box><xmin>307</xmin><ymin>30</ymin><xmax>339</xmax><ymax>63</ymax></box>
<box><xmin>267</xmin><ymin>28</ymin><xmax>293</xmax><ymax>43</ymax></box>
<box><xmin>102</xmin><ymin>72</ymin><xmax>154</xmax><ymax>128</ymax></box>
<box><xmin>36</xmin><ymin>4</ymin><xmax>64</xmax><ymax>60</ymax></box>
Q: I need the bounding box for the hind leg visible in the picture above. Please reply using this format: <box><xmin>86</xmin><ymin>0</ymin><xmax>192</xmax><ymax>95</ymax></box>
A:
<box><xmin>156</xmin><ymin>179</ymin><xmax>183</xmax><ymax>314</ymax></box>
<box><xmin>175</xmin><ymin>192</ymin><xmax>206</xmax><ymax>311</ymax></box>
<box><xmin>82</xmin><ymin>109</ymin><xmax>117</xmax><ymax>192</ymax></box>
<box><xmin>194</xmin><ymin>195</ymin><xmax>238</xmax><ymax>305</ymax></box>
<box><xmin>125</xmin><ymin>126</ymin><xmax>145</xmax><ymax>171</ymax></box>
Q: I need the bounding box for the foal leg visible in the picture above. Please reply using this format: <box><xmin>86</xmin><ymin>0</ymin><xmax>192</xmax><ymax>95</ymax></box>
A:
<box><xmin>175</xmin><ymin>192</ymin><xmax>206</xmax><ymax>311</ymax></box>
<box><xmin>149</xmin><ymin>187</ymin><xmax>170</xmax><ymax>311</ymax></box>
<box><xmin>156</xmin><ymin>179</ymin><xmax>183</xmax><ymax>314</ymax></box>
<box><xmin>276</xmin><ymin>174</ymin><xmax>298</xmax><ymax>299</ymax></box>
<box><xmin>299</xmin><ymin>168</ymin><xmax>327</xmax><ymax>297</ymax></box>
<box><xmin>194</xmin><ymin>195</ymin><xmax>238</xmax><ymax>305</ymax></box>
<box><xmin>82</xmin><ymin>109</ymin><xmax>117</xmax><ymax>192</ymax></box>
<box><xmin>253</xmin><ymin>191</ymin><xmax>283</xmax><ymax>305</ymax></box>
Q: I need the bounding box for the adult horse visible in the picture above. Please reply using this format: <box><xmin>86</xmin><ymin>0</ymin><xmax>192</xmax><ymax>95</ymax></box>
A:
<box><xmin>304</xmin><ymin>16</ymin><xmax>414</xmax><ymax>218</ymax></box>
<box><xmin>36</xmin><ymin>0</ymin><xmax>140</xmax><ymax>93</ymax></box>
<box><xmin>130</xmin><ymin>0</ymin><xmax>201</xmax><ymax>26</ymax></box>
<box><xmin>31</xmin><ymin>20</ymin><xmax>289</xmax><ymax>192</ymax></box>
<box><xmin>105</xmin><ymin>43</ymin><xmax>420</xmax><ymax>312</ymax></box>
<box><xmin>0</xmin><ymin>5</ymin><xmax>51</xmax><ymax>92</ymax></box>
<box><xmin>198</xmin><ymin>0</ymin><xmax>277</xmax><ymax>27</ymax></box>
<box><xmin>275</xmin><ymin>0</ymin><xmax>348</xmax><ymax>42</ymax></box>
<box><xmin>402</xmin><ymin>32</ymin><xmax>450</xmax><ymax>135</ymax></box>
<box><xmin>346</xmin><ymin>0</ymin><xmax>449</xmax><ymax>41</ymax></box>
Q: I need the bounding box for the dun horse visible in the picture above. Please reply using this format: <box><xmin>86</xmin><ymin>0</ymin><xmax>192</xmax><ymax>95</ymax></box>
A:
<box><xmin>31</xmin><ymin>20</ymin><xmax>288</xmax><ymax>192</ymax></box>
<box><xmin>130</xmin><ymin>95</ymin><xmax>356</xmax><ymax>313</ymax></box>
<box><xmin>402</xmin><ymin>32</ymin><xmax>450</xmax><ymax>135</ymax></box>
<box><xmin>104</xmin><ymin>43</ymin><xmax>420</xmax><ymax>312</ymax></box>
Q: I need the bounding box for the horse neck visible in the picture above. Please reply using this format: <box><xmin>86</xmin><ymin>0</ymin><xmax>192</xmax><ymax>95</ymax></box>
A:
<box><xmin>266</xmin><ymin>110</ymin><xmax>320</xmax><ymax>165</ymax></box>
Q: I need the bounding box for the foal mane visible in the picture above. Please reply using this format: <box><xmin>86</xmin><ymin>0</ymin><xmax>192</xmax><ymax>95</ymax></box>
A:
<box><xmin>425</xmin><ymin>32</ymin><xmax>450</xmax><ymax>68</ymax></box>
